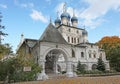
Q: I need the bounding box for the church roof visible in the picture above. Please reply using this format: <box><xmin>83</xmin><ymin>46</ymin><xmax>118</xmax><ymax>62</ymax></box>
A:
<box><xmin>40</xmin><ymin>23</ymin><xmax>68</xmax><ymax>44</ymax></box>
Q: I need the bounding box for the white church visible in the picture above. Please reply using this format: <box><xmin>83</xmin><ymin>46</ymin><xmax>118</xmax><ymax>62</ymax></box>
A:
<box><xmin>17</xmin><ymin>4</ymin><xmax>110</xmax><ymax>80</ymax></box>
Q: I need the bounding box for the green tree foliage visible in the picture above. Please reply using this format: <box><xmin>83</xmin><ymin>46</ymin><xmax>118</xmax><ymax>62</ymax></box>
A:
<box><xmin>0</xmin><ymin>56</ymin><xmax>41</xmax><ymax>82</ymax></box>
<box><xmin>0</xmin><ymin>44</ymin><xmax>12</xmax><ymax>60</ymax></box>
<box><xmin>0</xmin><ymin>58</ymin><xmax>15</xmax><ymax>81</ymax></box>
<box><xmin>97</xmin><ymin>57</ymin><xmax>105</xmax><ymax>72</ymax></box>
<box><xmin>76</xmin><ymin>61</ymin><xmax>85</xmax><ymax>74</ymax></box>
<box><xmin>0</xmin><ymin>47</ymin><xmax>41</xmax><ymax>82</ymax></box>
<box><xmin>0</xmin><ymin>12</ymin><xmax>10</xmax><ymax>60</ymax></box>
<box><xmin>11</xmin><ymin>58</ymin><xmax>41</xmax><ymax>82</ymax></box>
<box><xmin>97</xmin><ymin>36</ymin><xmax>120</xmax><ymax>71</ymax></box>
<box><xmin>108</xmin><ymin>47</ymin><xmax>120</xmax><ymax>72</ymax></box>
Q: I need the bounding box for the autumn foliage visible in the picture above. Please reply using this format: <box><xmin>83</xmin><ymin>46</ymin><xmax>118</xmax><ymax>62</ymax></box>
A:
<box><xmin>97</xmin><ymin>36</ymin><xmax>120</xmax><ymax>71</ymax></box>
<box><xmin>97</xmin><ymin>36</ymin><xmax>120</xmax><ymax>49</ymax></box>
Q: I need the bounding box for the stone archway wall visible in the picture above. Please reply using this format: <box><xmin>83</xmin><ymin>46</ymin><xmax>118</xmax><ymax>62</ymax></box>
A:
<box><xmin>42</xmin><ymin>47</ymin><xmax>70</xmax><ymax>61</ymax></box>
<box><xmin>44</xmin><ymin>48</ymin><xmax>68</xmax><ymax>74</ymax></box>
<box><xmin>37</xmin><ymin>43</ymin><xmax>74</xmax><ymax>80</ymax></box>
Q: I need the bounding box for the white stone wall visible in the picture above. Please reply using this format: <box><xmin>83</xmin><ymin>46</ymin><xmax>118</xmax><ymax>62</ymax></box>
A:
<box><xmin>36</xmin><ymin>42</ymin><xmax>110</xmax><ymax>72</ymax></box>
<box><xmin>58</xmin><ymin>25</ymin><xmax>84</xmax><ymax>44</ymax></box>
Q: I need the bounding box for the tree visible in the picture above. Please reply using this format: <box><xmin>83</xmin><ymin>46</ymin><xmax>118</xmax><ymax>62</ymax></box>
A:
<box><xmin>97</xmin><ymin>36</ymin><xmax>120</xmax><ymax>71</ymax></box>
<box><xmin>96</xmin><ymin>36</ymin><xmax>120</xmax><ymax>59</ymax></box>
<box><xmin>0</xmin><ymin>44</ymin><xmax>12</xmax><ymax>60</ymax></box>
<box><xmin>0</xmin><ymin>12</ymin><xmax>10</xmax><ymax>60</ymax></box>
<box><xmin>97</xmin><ymin>57</ymin><xmax>105</xmax><ymax>72</ymax></box>
<box><xmin>0</xmin><ymin>57</ymin><xmax>15</xmax><ymax>81</ymax></box>
<box><xmin>0</xmin><ymin>55</ymin><xmax>41</xmax><ymax>82</ymax></box>
<box><xmin>76</xmin><ymin>61</ymin><xmax>85</xmax><ymax>73</ymax></box>
<box><xmin>0</xmin><ymin>12</ymin><xmax>8</xmax><ymax>45</ymax></box>
<box><xmin>108</xmin><ymin>47</ymin><xmax>120</xmax><ymax>72</ymax></box>
<box><xmin>10</xmin><ymin>48</ymin><xmax>42</xmax><ymax>82</ymax></box>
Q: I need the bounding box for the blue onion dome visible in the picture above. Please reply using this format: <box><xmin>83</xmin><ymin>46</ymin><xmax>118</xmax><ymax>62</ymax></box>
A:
<box><xmin>54</xmin><ymin>18</ymin><xmax>61</xmax><ymax>24</ymax></box>
<box><xmin>60</xmin><ymin>12</ymin><xmax>71</xmax><ymax>20</ymax></box>
<box><xmin>82</xmin><ymin>29</ymin><xmax>88</xmax><ymax>36</ymax></box>
<box><xmin>71</xmin><ymin>16</ymin><xmax>78</xmax><ymax>22</ymax></box>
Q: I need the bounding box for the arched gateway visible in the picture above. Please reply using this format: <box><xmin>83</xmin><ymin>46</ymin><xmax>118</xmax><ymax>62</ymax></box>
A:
<box><xmin>45</xmin><ymin>49</ymin><xmax>68</xmax><ymax>74</ymax></box>
<box><xmin>37</xmin><ymin>47</ymin><xmax>74</xmax><ymax>80</ymax></box>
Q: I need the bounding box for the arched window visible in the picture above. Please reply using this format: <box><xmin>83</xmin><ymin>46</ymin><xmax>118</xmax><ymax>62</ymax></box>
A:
<box><xmin>100</xmin><ymin>53</ymin><xmax>102</xmax><ymax>58</ymax></box>
<box><xmin>72</xmin><ymin>37</ymin><xmax>73</xmax><ymax>43</ymax></box>
<box><xmin>77</xmin><ymin>30</ymin><xmax>79</xmax><ymax>33</ymax></box>
<box><xmin>77</xmin><ymin>38</ymin><xmax>79</xmax><ymax>43</ymax></box>
<box><xmin>91</xmin><ymin>45</ymin><xmax>93</xmax><ymax>48</ymax></box>
<box><xmin>68</xmin><ymin>28</ymin><xmax>71</xmax><ymax>32</ymax></box>
<box><xmin>82</xmin><ymin>64</ymin><xmax>88</xmax><ymax>70</ymax></box>
<box><xmin>81</xmin><ymin>52</ymin><xmax>84</xmax><ymax>58</ymax></box>
<box><xmin>93</xmin><ymin>54</ymin><xmax>96</xmax><ymax>58</ymax></box>
<box><xmin>93</xmin><ymin>51</ymin><xmax>96</xmax><ymax>58</ymax></box>
<box><xmin>92</xmin><ymin>64</ymin><xmax>97</xmax><ymax>70</ymax></box>
<box><xmin>72</xmin><ymin>49</ymin><xmax>75</xmax><ymax>57</ymax></box>
<box><xmin>88</xmin><ymin>50</ymin><xmax>91</xmax><ymax>58</ymax></box>
<box><xmin>68</xmin><ymin>36</ymin><xmax>70</xmax><ymax>42</ymax></box>
<box><xmin>74</xmin><ymin>38</ymin><xmax>76</xmax><ymax>43</ymax></box>
<box><xmin>89</xmin><ymin>53</ymin><xmax>91</xmax><ymax>58</ymax></box>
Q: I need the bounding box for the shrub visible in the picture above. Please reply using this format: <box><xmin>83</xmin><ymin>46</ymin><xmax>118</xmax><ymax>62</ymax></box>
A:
<box><xmin>61</xmin><ymin>71</ymin><xmax>66</xmax><ymax>74</ymax></box>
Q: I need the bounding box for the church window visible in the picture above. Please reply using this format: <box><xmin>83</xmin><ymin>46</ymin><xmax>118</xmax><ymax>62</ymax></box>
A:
<box><xmin>91</xmin><ymin>45</ymin><xmax>93</xmax><ymax>48</ymax></box>
<box><xmin>100</xmin><ymin>53</ymin><xmax>102</xmax><ymax>58</ymax></box>
<box><xmin>89</xmin><ymin>54</ymin><xmax>91</xmax><ymax>58</ymax></box>
<box><xmin>81</xmin><ymin>52</ymin><xmax>84</xmax><ymax>58</ymax></box>
<box><xmin>68</xmin><ymin>28</ymin><xmax>71</xmax><ymax>32</ymax></box>
<box><xmin>68</xmin><ymin>36</ymin><xmax>70</xmax><ymax>42</ymax></box>
<box><xmin>72</xmin><ymin>49</ymin><xmax>75</xmax><ymax>57</ymax></box>
<box><xmin>77</xmin><ymin>38</ymin><xmax>79</xmax><ymax>43</ymax></box>
<box><xmin>72</xmin><ymin>37</ymin><xmax>73</xmax><ymax>43</ymax></box>
<box><xmin>77</xmin><ymin>30</ymin><xmax>79</xmax><ymax>33</ymax></box>
<box><xmin>74</xmin><ymin>38</ymin><xmax>76</xmax><ymax>43</ymax></box>
<box><xmin>93</xmin><ymin>54</ymin><xmax>96</xmax><ymax>58</ymax></box>
<box><xmin>93</xmin><ymin>51</ymin><xmax>96</xmax><ymax>58</ymax></box>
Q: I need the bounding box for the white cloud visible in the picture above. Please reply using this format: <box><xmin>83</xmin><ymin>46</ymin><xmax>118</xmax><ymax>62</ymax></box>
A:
<box><xmin>55</xmin><ymin>1</ymin><xmax>120</xmax><ymax>29</ymax></box>
<box><xmin>21</xmin><ymin>3</ymin><xmax>34</xmax><ymax>8</ymax></box>
<box><xmin>30</xmin><ymin>9</ymin><xmax>48</xmax><ymax>23</ymax></box>
<box><xmin>0</xmin><ymin>4</ymin><xmax>7</xmax><ymax>9</ymax></box>
<box><xmin>55</xmin><ymin>2</ymin><xmax>81</xmax><ymax>18</ymax></box>
<box><xmin>13</xmin><ymin>0</ymin><xmax>34</xmax><ymax>9</ymax></box>
<box><xmin>81</xmin><ymin>0</ymin><xmax>120</xmax><ymax>20</ymax></box>
<box><xmin>82</xmin><ymin>18</ymin><xmax>105</xmax><ymax>29</ymax></box>
<box><xmin>55</xmin><ymin>2</ymin><xmax>64</xmax><ymax>16</ymax></box>
<box><xmin>79</xmin><ymin>0</ymin><xmax>120</xmax><ymax>28</ymax></box>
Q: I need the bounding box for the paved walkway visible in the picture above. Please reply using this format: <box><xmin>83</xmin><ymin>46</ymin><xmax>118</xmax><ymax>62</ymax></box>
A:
<box><xmin>14</xmin><ymin>75</ymin><xmax>120</xmax><ymax>84</ymax></box>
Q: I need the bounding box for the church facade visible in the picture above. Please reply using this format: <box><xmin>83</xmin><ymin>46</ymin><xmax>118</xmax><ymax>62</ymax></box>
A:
<box><xmin>17</xmin><ymin>4</ymin><xmax>110</xmax><ymax>80</ymax></box>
